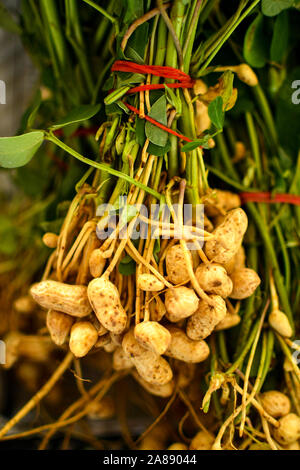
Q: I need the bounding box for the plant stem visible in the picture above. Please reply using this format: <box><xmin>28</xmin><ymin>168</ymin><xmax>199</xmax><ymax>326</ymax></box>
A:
<box><xmin>46</xmin><ymin>133</ymin><xmax>162</xmax><ymax>201</ymax></box>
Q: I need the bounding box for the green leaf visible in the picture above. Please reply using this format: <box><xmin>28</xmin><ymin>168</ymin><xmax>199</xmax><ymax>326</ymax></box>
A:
<box><xmin>262</xmin><ymin>0</ymin><xmax>294</xmax><ymax>16</ymax></box>
<box><xmin>270</xmin><ymin>11</ymin><xmax>289</xmax><ymax>62</ymax></box>
<box><xmin>145</xmin><ymin>95</ymin><xmax>168</xmax><ymax>147</ymax></box>
<box><xmin>181</xmin><ymin>139</ymin><xmax>204</xmax><ymax>152</ymax></box>
<box><xmin>208</xmin><ymin>96</ymin><xmax>224</xmax><ymax>129</ymax></box>
<box><xmin>50</xmin><ymin>104</ymin><xmax>101</xmax><ymax>130</ymax></box>
<box><xmin>118</xmin><ymin>256</ymin><xmax>136</xmax><ymax>275</ymax></box>
<box><xmin>0</xmin><ymin>131</ymin><xmax>44</xmax><ymax>168</ymax></box>
<box><xmin>0</xmin><ymin>1</ymin><xmax>21</xmax><ymax>34</ymax></box>
<box><xmin>243</xmin><ymin>13</ymin><xmax>269</xmax><ymax>68</ymax></box>
<box><xmin>148</xmin><ymin>140</ymin><xmax>171</xmax><ymax>156</ymax></box>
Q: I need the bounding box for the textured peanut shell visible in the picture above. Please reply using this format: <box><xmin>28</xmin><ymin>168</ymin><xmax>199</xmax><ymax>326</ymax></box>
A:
<box><xmin>195</xmin><ymin>263</ymin><xmax>233</xmax><ymax>298</ymax></box>
<box><xmin>122</xmin><ymin>329</ymin><xmax>147</xmax><ymax>358</ymax></box>
<box><xmin>134</xmin><ymin>321</ymin><xmax>171</xmax><ymax>355</ymax></box>
<box><xmin>260</xmin><ymin>391</ymin><xmax>291</xmax><ymax>418</ymax></box>
<box><xmin>46</xmin><ymin>310</ymin><xmax>74</xmax><ymax>346</ymax></box>
<box><xmin>205</xmin><ymin>208</ymin><xmax>248</xmax><ymax>263</ymax></box>
<box><xmin>132</xmin><ymin>370</ymin><xmax>174</xmax><ymax>397</ymax></box>
<box><xmin>166</xmin><ymin>327</ymin><xmax>210</xmax><ymax>363</ymax></box>
<box><xmin>229</xmin><ymin>268</ymin><xmax>260</xmax><ymax>299</ymax></box>
<box><xmin>205</xmin><ymin>190</ymin><xmax>241</xmax><ymax>218</ymax></box>
<box><xmin>133</xmin><ymin>350</ymin><xmax>173</xmax><ymax>385</ymax></box>
<box><xmin>89</xmin><ymin>249</ymin><xmax>106</xmax><ymax>278</ymax></box>
<box><xmin>30</xmin><ymin>280</ymin><xmax>91</xmax><ymax>317</ymax></box>
<box><xmin>69</xmin><ymin>321</ymin><xmax>98</xmax><ymax>358</ymax></box>
<box><xmin>165</xmin><ymin>244</ymin><xmax>192</xmax><ymax>285</ymax></box>
<box><xmin>88</xmin><ymin>277</ymin><xmax>127</xmax><ymax>334</ymax></box>
<box><xmin>214</xmin><ymin>313</ymin><xmax>240</xmax><ymax>331</ymax></box>
<box><xmin>137</xmin><ymin>273</ymin><xmax>164</xmax><ymax>292</ymax></box>
<box><xmin>113</xmin><ymin>347</ymin><xmax>134</xmax><ymax>371</ymax></box>
<box><xmin>186</xmin><ymin>295</ymin><xmax>227</xmax><ymax>340</ymax></box>
<box><xmin>273</xmin><ymin>413</ymin><xmax>300</xmax><ymax>445</ymax></box>
<box><xmin>222</xmin><ymin>246</ymin><xmax>246</xmax><ymax>274</ymax></box>
<box><xmin>165</xmin><ymin>286</ymin><xmax>199</xmax><ymax>322</ymax></box>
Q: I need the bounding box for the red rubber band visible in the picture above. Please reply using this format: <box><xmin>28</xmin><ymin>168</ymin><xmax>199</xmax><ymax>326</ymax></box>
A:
<box><xmin>124</xmin><ymin>102</ymin><xmax>192</xmax><ymax>143</ymax></box>
<box><xmin>111</xmin><ymin>60</ymin><xmax>195</xmax><ymax>144</ymax></box>
<box><xmin>240</xmin><ymin>192</ymin><xmax>300</xmax><ymax>206</ymax></box>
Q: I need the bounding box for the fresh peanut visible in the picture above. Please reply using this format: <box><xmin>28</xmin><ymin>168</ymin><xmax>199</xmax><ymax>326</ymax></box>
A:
<box><xmin>166</xmin><ymin>327</ymin><xmax>210</xmax><ymax>363</ymax></box>
<box><xmin>187</xmin><ymin>295</ymin><xmax>227</xmax><ymax>340</ymax></box>
<box><xmin>235</xmin><ymin>64</ymin><xmax>258</xmax><ymax>86</ymax></box>
<box><xmin>205</xmin><ymin>190</ymin><xmax>241</xmax><ymax>217</ymax></box>
<box><xmin>122</xmin><ymin>330</ymin><xmax>173</xmax><ymax>385</ymax></box>
<box><xmin>88</xmin><ymin>277</ymin><xmax>127</xmax><ymax>334</ymax></box>
<box><xmin>95</xmin><ymin>334</ymin><xmax>110</xmax><ymax>349</ymax></box>
<box><xmin>273</xmin><ymin>413</ymin><xmax>300</xmax><ymax>445</ymax></box>
<box><xmin>122</xmin><ymin>329</ymin><xmax>147</xmax><ymax>358</ymax></box>
<box><xmin>113</xmin><ymin>347</ymin><xmax>134</xmax><ymax>371</ymax></box>
<box><xmin>214</xmin><ymin>313</ymin><xmax>240</xmax><ymax>331</ymax></box>
<box><xmin>195</xmin><ymin>263</ymin><xmax>233</xmax><ymax>298</ymax></box>
<box><xmin>205</xmin><ymin>208</ymin><xmax>248</xmax><ymax>263</ymax></box>
<box><xmin>150</xmin><ymin>295</ymin><xmax>166</xmax><ymax>322</ymax></box>
<box><xmin>229</xmin><ymin>268</ymin><xmax>260</xmax><ymax>299</ymax></box>
<box><xmin>260</xmin><ymin>391</ymin><xmax>291</xmax><ymax>418</ymax></box>
<box><xmin>134</xmin><ymin>321</ymin><xmax>171</xmax><ymax>355</ymax></box>
<box><xmin>134</xmin><ymin>350</ymin><xmax>173</xmax><ymax>385</ymax></box>
<box><xmin>269</xmin><ymin>310</ymin><xmax>292</xmax><ymax>338</ymax></box>
<box><xmin>132</xmin><ymin>371</ymin><xmax>174</xmax><ymax>397</ymax></box>
<box><xmin>42</xmin><ymin>232</ymin><xmax>58</xmax><ymax>248</ymax></box>
<box><xmin>166</xmin><ymin>244</ymin><xmax>192</xmax><ymax>285</ymax></box>
<box><xmin>69</xmin><ymin>321</ymin><xmax>98</xmax><ymax>357</ymax></box>
<box><xmin>30</xmin><ymin>280</ymin><xmax>91</xmax><ymax>317</ymax></box>
<box><xmin>222</xmin><ymin>246</ymin><xmax>246</xmax><ymax>274</ymax></box>
<box><xmin>46</xmin><ymin>310</ymin><xmax>74</xmax><ymax>346</ymax></box>
<box><xmin>165</xmin><ymin>286</ymin><xmax>199</xmax><ymax>322</ymax></box>
<box><xmin>195</xmin><ymin>100</ymin><xmax>210</xmax><ymax>135</ymax></box>
<box><xmin>137</xmin><ymin>273</ymin><xmax>164</xmax><ymax>292</ymax></box>
<box><xmin>189</xmin><ymin>431</ymin><xmax>215</xmax><ymax>450</ymax></box>
<box><xmin>89</xmin><ymin>248</ymin><xmax>106</xmax><ymax>278</ymax></box>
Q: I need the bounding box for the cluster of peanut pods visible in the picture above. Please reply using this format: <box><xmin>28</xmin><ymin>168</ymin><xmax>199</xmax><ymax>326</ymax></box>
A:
<box><xmin>28</xmin><ymin>189</ymin><xmax>262</xmax><ymax>396</ymax></box>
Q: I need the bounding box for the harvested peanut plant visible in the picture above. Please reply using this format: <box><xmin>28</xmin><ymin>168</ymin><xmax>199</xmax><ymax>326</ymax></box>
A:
<box><xmin>0</xmin><ymin>0</ymin><xmax>299</xmax><ymax>451</ymax></box>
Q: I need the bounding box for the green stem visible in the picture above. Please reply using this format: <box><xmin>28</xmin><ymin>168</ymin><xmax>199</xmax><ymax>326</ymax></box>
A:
<box><xmin>245</xmin><ymin>111</ymin><xmax>263</xmax><ymax>186</ymax></box>
<box><xmin>252</xmin><ymin>84</ymin><xmax>278</xmax><ymax>152</ymax></box>
<box><xmin>81</xmin><ymin>0</ymin><xmax>119</xmax><ymax>35</ymax></box>
<box><xmin>46</xmin><ymin>133</ymin><xmax>162</xmax><ymax>201</ymax></box>
<box><xmin>247</xmin><ymin>202</ymin><xmax>294</xmax><ymax>331</ymax></box>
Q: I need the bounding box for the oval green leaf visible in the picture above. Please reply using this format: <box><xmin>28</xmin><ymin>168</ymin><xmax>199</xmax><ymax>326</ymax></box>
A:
<box><xmin>262</xmin><ymin>0</ymin><xmax>294</xmax><ymax>16</ymax></box>
<box><xmin>0</xmin><ymin>131</ymin><xmax>44</xmax><ymax>168</ymax></box>
<box><xmin>208</xmin><ymin>96</ymin><xmax>224</xmax><ymax>130</ymax></box>
<box><xmin>243</xmin><ymin>13</ymin><xmax>268</xmax><ymax>68</ymax></box>
<box><xmin>50</xmin><ymin>104</ymin><xmax>101</xmax><ymax>130</ymax></box>
<box><xmin>145</xmin><ymin>95</ymin><xmax>168</xmax><ymax>147</ymax></box>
